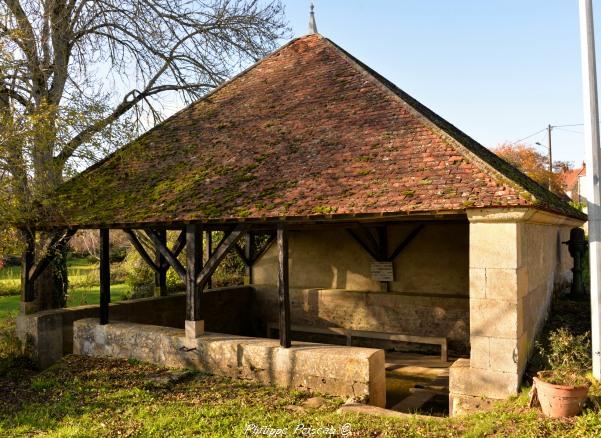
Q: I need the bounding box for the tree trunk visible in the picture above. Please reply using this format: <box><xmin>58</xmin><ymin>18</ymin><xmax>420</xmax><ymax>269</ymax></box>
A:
<box><xmin>33</xmin><ymin>233</ymin><xmax>69</xmax><ymax>311</ymax></box>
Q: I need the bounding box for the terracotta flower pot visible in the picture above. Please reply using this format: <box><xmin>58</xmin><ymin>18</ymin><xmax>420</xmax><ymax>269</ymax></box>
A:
<box><xmin>533</xmin><ymin>373</ymin><xmax>590</xmax><ymax>418</ymax></box>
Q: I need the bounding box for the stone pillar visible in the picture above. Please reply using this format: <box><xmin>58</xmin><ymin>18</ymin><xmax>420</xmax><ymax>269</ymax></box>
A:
<box><xmin>450</xmin><ymin>208</ymin><xmax>584</xmax><ymax>415</ymax></box>
<box><xmin>16</xmin><ymin>311</ymin><xmax>64</xmax><ymax>369</ymax></box>
<box><xmin>450</xmin><ymin>213</ymin><xmax>526</xmax><ymax>414</ymax></box>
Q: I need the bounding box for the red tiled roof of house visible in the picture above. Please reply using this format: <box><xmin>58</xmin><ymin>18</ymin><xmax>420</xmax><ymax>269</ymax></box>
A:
<box><xmin>562</xmin><ymin>164</ymin><xmax>586</xmax><ymax>192</ymax></box>
<box><xmin>44</xmin><ymin>34</ymin><xmax>585</xmax><ymax>228</ymax></box>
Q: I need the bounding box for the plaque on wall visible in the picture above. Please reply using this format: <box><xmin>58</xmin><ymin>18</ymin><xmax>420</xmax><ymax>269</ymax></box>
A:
<box><xmin>370</xmin><ymin>261</ymin><xmax>394</xmax><ymax>282</ymax></box>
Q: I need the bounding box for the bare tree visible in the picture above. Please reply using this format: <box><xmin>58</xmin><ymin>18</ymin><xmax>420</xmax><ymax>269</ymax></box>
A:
<box><xmin>0</xmin><ymin>0</ymin><xmax>287</xmax><ymax>309</ymax></box>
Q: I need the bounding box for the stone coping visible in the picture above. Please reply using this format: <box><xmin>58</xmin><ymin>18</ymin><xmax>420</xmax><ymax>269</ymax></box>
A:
<box><xmin>73</xmin><ymin>319</ymin><xmax>386</xmax><ymax>407</ymax></box>
<box><xmin>467</xmin><ymin>207</ymin><xmax>585</xmax><ymax>226</ymax></box>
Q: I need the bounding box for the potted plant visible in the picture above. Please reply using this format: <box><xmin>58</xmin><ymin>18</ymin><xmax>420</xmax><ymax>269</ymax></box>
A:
<box><xmin>533</xmin><ymin>327</ymin><xmax>592</xmax><ymax>418</ymax></box>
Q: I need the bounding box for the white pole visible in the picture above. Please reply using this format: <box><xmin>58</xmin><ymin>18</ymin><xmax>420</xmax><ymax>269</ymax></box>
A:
<box><xmin>579</xmin><ymin>0</ymin><xmax>601</xmax><ymax>379</ymax></box>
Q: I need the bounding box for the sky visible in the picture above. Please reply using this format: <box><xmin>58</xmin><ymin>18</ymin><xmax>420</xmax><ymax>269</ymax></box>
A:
<box><xmin>277</xmin><ymin>0</ymin><xmax>595</xmax><ymax>167</ymax></box>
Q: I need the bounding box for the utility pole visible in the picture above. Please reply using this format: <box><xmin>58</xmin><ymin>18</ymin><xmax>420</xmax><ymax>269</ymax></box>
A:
<box><xmin>579</xmin><ymin>0</ymin><xmax>601</xmax><ymax>380</ymax></box>
<box><xmin>547</xmin><ymin>124</ymin><xmax>553</xmax><ymax>190</ymax></box>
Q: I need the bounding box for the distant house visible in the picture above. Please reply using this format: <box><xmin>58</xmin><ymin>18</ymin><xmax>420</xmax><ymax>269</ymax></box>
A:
<box><xmin>562</xmin><ymin>162</ymin><xmax>587</xmax><ymax>207</ymax></box>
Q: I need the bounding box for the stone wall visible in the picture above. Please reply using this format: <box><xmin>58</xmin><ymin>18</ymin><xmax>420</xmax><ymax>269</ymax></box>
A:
<box><xmin>252</xmin><ymin>287</ymin><xmax>468</xmax><ymax>353</ymax></box>
<box><xmin>253</xmin><ymin>223</ymin><xmax>469</xmax><ymax>295</ymax></box>
<box><xmin>251</xmin><ymin>222</ymin><xmax>470</xmax><ymax>352</ymax></box>
<box><xmin>450</xmin><ymin>208</ymin><xmax>583</xmax><ymax>415</ymax></box>
<box><xmin>74</xmin><ymin>318</ymin><xmax>386</xmax><ymax>407</ymax></box>
<box><xmin>16</xmin><ymin>286</ymin><xmax>252</xmax><ymax>368</ymax></box>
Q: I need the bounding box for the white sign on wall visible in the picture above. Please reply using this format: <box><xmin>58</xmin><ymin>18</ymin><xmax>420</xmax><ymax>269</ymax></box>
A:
<box><xmin>370</xmin><ymin>261</ymin><xmax>394</xmax><ymax>282</ymax></box>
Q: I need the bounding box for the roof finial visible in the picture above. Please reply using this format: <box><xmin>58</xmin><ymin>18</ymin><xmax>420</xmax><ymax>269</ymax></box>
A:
<box><xmin>308</xmin><ymin>2</ymin><xmax>318</xmax><ymax>34</ymax></box>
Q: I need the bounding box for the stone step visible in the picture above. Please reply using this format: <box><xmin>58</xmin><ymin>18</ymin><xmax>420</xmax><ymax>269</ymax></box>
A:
<box><xmin>390</xmin><ymin>389</ymin><xmax>438</xmax><ymax>413</ymax></box>
<box><xmin>411</xmin><ymin>385</ymin><xmax>448</xmax><ymax>394</ymax></box>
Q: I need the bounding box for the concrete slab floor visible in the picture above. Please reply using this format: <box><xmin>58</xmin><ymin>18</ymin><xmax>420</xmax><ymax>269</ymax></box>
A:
<box><xmin>384</xmin><ymin>352</ymin><xmax>452</xmax><ymax>416</ymax></box>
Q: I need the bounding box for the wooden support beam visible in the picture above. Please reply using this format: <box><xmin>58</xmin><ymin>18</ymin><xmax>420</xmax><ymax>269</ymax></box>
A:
<box><xmin>347</xmin><ymin>228</ymin><xmax>379</xmax><ymax>260</ymax></box>
<box><xmin>163</xmin><ymin>230</ymin><xmax>186</xmax><ymax>268</ymax></box>
<box><xmin>388</xmin><ymin>224</ymin><xmax>425</xmax><ymax>261</ymax></box>
<box><xmin>244</xmin><ymin>232</ymin><xmax>255</xmax><ymax>284</ymax></box>
<box><xmin>20</xmin><ymin>229</ymin><xmax>35</xmax><ymax>303</ymax></box>
<box><xmin>124</xmin><ymin>229</ymin><xmax>161</xmax><ymax>272</ymax></box>
<box><xmin>154</xmin><ymin>230</ymin><xmax>167</xmax><ymax>296</ymax></box>
<box><xmin>377</xmin><ymin>226</ymin><xmax>389</xmax><ymax>292</ymax></box>
<box><xmin>377</xmin><ymin>226</ymin><xmax>388</xmax><ymax>261</ymax></box>
<box><xmin>186</xmin><ymin>224</ymin><xmax>203</xmax><ymax>321</ymax></box>
<box><xmin>361</xmin><ymin>225</ymin><xmax>380</xmax><ymax>255</ymax></box>
<box><xmin>145</xmin><ymin>230</ymin><xmax>186</xmax><ymax>281</ymax></box>
<box><xmin>277</xmin><ymin>223</ymin><xmax>291</xmax><ymax>348</ymax></box>
<box><xmin>99</xmin><ymin>228</ymin><xmax>110</xmax><ymax>325</ymax></box>
<box><xmin>234</xmin><ymin>242</ymin><xmax>250</xmax><ymax>265</ymax></box>
<box><xmin>204</xmin><ymin>230</ymin><xmax>212</xmax><ymax>290</ymax></box>
<box><xmin>250</xmin><ymin>232</ymin><xmax>275</xmax><ymax>264</ymax></box>
<box><xmin>28</xmin><ymin>229</ymin><xmax>77</xmax><ymax>283</ymax></box>
<box><xmin>195</xmin><ymin>225</ymin><xmax>246</xmax><ymax>290</ymax></box>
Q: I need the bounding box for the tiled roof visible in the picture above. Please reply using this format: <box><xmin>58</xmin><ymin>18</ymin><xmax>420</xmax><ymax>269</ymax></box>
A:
<box><xmin>561</xmin><ymin>165</ymin><xmax>586</xmax><ymax>192</ymax></box>
<box><xmin>44</xmin><ymin>34</ymin><xmax>585</xmax><ymax>228</ymax></box>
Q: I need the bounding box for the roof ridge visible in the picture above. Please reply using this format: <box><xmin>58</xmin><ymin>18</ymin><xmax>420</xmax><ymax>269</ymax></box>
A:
<box><xmin>322</xmin><ymin>37</ymin><xmax>584</xmax><ymax>220</ymax></box>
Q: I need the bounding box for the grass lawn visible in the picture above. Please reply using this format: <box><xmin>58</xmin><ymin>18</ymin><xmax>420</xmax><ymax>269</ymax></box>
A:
<box><xmin>0</xmin><ymin>257</ymin><xmax>130</xmax><ymax>320</ymax></box>
<box><xmin>0</xmin><ymin>354</ymin><xmax>600</xmax><ymax>437</ymax></box>
<box><xmin>0</xmin><ymin>259</ymin><xmax>599</xmax><ymax>436</ymax></box>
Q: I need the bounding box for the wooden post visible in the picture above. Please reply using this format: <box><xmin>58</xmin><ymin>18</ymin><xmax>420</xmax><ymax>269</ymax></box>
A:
<box><xmin>99</xmin><ymin>228</ymin><xmax>110</xmax><ymax>325</ymax></box>
<box><xmin>377</xmin><ymin>226</ymin><xmax>389</xmax><ymax>292</ymax></box>
<box><xmin>204</xmin><ymin>230</ymin><xmax>212</xmax><ymax>290</ymax></box>
<box><xmin>154</xmin><ymin>230</ymin><xmax>167</xmax><ymax>296</ymax></box>
<box><xmin>277</xmin><ymin>223</ymin><xmax>291</xmax><ymax>348</ymax></box>
<box><xmin>244</xmin><ymin>232</ymin><xmax>255</xmax><ymax>285</ymax></box>
<box><xmin>20</xmin><ymin>229</ymin><xmax>35</xmax><ymax>304</ymax></box>
<box><xmin>186</xmin><ymin>225</ymin><xmax>203</xmax><ymax>336</ymax></box>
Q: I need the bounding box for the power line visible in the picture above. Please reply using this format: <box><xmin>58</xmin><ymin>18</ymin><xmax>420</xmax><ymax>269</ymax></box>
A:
<box><xmin>553</xmin><ymin>123</ymin><xmax>585</xmax><ymax>128</ymax></box>
<box><xmin>512</xmin><ymin>123</ymin><xmax>587</xmax><ymax>145</ymax></box>
<box><xmin>556</xmin><ymin>127</ymin><xmax>584</xmax><ymax>134</ymax></box>
<box><xmin>510</xmin><ymin>128</ymin><xmax>547</xmax><ymax>145</ymax></box>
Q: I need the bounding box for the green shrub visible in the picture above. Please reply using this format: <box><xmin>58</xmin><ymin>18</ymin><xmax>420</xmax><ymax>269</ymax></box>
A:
<box><xmin>118</xmin><ymin>230</ymin><xmax>248</xmax><ymax>298</ymax></box>
<box><xmin>537</xmin><ymin>327</ymin><xmax>592</xmax><ymax>385</ymax></box>
<box><xmin>121</xmin><ymin>248</ymin><xmax>154</xmax><ymax>299</ymax></box>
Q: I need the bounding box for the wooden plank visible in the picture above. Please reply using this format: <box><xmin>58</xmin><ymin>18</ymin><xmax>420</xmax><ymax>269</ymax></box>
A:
<box><xmin>351</xmin><ymin>329</ymin><xmax>447</xmax><ymax>362</ymax></box>
<box><xmin>267</xmin><ymin>323</ymin><xmax>350</xmax><ymax>344</ymax></box>
<box><xmin>124</xmin><ymin>229</ymin><xmax>161</xmax><ymax>273</ymax></box>
<box><xmin>195</xmin><ymin>225</ymin><xmax>246</xmax><ymax>290</ymax></box>
<box><xmin>145</xmin><ymin>230</ymin><xmax>186</xmax><ymax>281</ymax></box>
<box><xmin>20</xmin><ymin>229</ymin><xmax>35</xmax><ymax>302</ymax></box>
<box><xmin>277</xmin><ymin>223</ymin><xmax>291</xmax><ymax>348</ymax></box>
<box><xmin>203</xmin><ymin>230</ymin><xmax>212</xmax><ymax>290</ymax></box>
<box><xmin>186</xmin><ymin>224</ymin><xmax>203</xmax><ymax>321</ymax></box>
<box><xmin>266</xmin><ymin>323</ymin><xmax>447</xmax><ymax>362</ymax></box>
<box><xmin>99</xmin><ymin>228</ymin><xmax>110</xmax><ymax>325</ymax></box>
<box><xmin>154</xmin><ymin>230</ymin><xmax>167</xmax><ymax>296</ymax></box>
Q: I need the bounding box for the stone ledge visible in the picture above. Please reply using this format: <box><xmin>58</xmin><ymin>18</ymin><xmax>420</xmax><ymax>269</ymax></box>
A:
<box><xmin>467</xmin><ymin>208</ymin><xmax>584</xmax><ymax>227</ymax></box>
<box><xmin>73</xmin><ymin>318</ymin><xmax>386</xmax><ymax>407</ymax></box>
<box><xmin>449</xmin><ymin>358</ymin><xmax>520</xmax><ymax>401</ymax></box>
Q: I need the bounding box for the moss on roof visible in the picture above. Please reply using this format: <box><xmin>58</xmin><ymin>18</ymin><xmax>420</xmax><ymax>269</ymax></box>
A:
<box><xmin>42</xmin><ymin>34</ymin><xmax>585</xmax><ymax>228</ymax></box>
